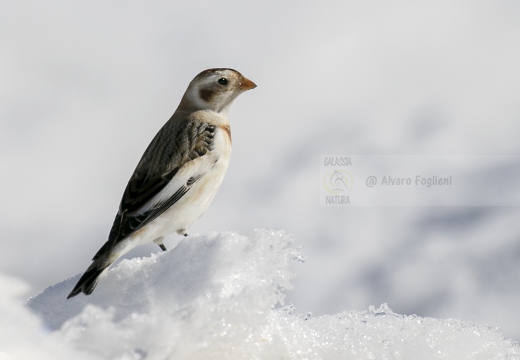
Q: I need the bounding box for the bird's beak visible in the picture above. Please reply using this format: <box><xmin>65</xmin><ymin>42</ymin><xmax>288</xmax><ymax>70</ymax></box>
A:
<box><xmin>240</xmin><ymin>77</ymin><xmax>257</xmax><ymax>91</ymax></box>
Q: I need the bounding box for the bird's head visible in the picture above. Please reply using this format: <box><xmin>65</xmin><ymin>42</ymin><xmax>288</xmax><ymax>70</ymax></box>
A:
<box><xmin>179</xmin><ymin>68</ymin><xmax>256</xmax><ymax>113</ymax></box>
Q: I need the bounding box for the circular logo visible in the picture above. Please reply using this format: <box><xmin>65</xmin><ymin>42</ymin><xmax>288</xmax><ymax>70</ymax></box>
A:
<box><xmin>323</xmin><ymin>169</ymin><xmax>353</xmax><ymax>194</ymax></box>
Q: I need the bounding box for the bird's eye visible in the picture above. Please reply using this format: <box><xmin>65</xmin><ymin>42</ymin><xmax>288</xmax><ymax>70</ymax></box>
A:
<box><xmin>217</xmin><ymin>77</ymin><xmax>228</xmax><ymax>86</ymax></box>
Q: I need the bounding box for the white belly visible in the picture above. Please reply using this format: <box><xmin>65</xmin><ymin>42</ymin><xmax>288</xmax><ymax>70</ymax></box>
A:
<box><xmin>153</xmin><ymin>155</ymin><xmax>230</xmax><ymax>235</ymax></box>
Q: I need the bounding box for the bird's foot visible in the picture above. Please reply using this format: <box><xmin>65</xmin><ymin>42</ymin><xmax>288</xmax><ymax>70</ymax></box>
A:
<box><xmin>159</xmin><ymin>244</ymin><xmax>167</xmax><ymax>252</ymax></box>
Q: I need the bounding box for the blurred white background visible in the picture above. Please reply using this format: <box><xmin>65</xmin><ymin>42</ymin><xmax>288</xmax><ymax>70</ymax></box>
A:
<box><xmin>2</xmin><ymin>0</ymin><xmax>520</xmax><ymax>340</ymax></box>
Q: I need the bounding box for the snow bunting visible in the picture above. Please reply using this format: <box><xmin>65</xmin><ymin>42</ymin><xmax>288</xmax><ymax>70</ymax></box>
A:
<box><xmin>67</xmin><ymin>68</ymin><xmax>256</xmax><ymax>298</ymax></box>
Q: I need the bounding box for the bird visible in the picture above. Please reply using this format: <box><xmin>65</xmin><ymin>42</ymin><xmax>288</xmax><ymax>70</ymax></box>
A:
<box><xmin>67</xmin><ymin>68</ymin><xmax>256</xmax><ymax>298</ymax></box>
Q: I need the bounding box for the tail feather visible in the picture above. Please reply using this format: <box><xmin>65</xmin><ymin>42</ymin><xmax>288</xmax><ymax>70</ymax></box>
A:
<box><xmin>68</xmin><ymin>235</ymin><xmax>139</xmax><ymax>299</ymax></box>
<box><xmin>67</xmin><ymin>259</ymin><xmax>111</xmax><ymax>299</ymax></box>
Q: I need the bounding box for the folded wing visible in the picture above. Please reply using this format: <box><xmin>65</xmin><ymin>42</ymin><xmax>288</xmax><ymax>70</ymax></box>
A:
<box><xmin>93</xmin><ymin>120</ymin><xmax>216</xmax><ymax>260</ymax></box>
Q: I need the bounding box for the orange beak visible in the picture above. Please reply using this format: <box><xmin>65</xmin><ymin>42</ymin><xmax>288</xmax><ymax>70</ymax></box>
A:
<box><xmin>240</xmin><ymin>77</ymin><xmax>257</xmax><ymax>91</ymax></box>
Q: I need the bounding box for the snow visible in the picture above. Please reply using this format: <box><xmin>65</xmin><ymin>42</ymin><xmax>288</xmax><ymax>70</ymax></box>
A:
<box><xmin>1</xmin><ymin>229</ymin><xmax>515</xmax><ymax>359</ymax></box>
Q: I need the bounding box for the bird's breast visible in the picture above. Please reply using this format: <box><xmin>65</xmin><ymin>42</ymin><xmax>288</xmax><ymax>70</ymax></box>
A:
<box><xmin>212</xmin><ymin>124</ymin><xmax>232</xmax><ymax>163</ymax></box>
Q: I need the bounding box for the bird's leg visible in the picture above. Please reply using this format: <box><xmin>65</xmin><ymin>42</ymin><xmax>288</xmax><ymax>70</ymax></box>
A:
<box><xmin>153</xmin><ymin>236</ymin><xmax>167</xmax><ymax>251</ymax></box>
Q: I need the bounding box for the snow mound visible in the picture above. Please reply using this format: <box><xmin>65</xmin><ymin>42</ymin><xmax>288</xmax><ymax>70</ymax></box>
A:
<box><xmin>17</xmin><ymin>229</ymin><xmax>520</xmax><ymax>359</ymax></box>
